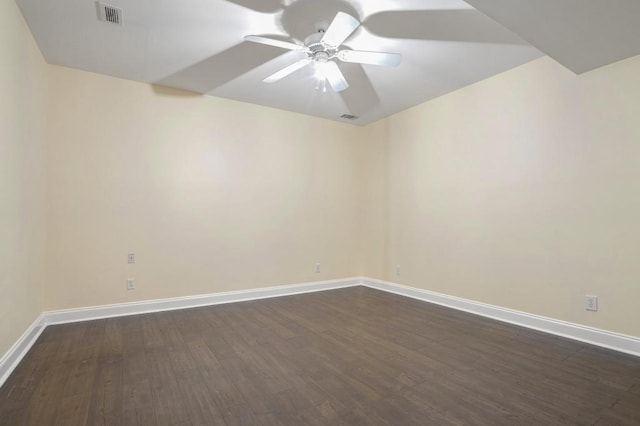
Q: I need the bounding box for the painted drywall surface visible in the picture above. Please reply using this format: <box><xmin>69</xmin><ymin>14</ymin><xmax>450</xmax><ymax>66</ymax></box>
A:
<box><xmin>0</xmin><ymin>0</ymin><xmax>47</xmax><ymax>356</ymax></box>
<box><xmin>387</xmin><ymin>56</ymin><xmax>640</xmax><ymax>337</ymax></box>
<box><xmin>356</xmin><ymin>119</ymin><xmax>389</xmax><ymax>280</ymax></box>
<box><xmin>45</xmin><ymin>67</ymin><xmax>366</xmax><ymax>309</ymax></box>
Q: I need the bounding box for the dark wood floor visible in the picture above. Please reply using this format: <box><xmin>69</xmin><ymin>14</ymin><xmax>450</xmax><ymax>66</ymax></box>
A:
<box><xmin>1</xmin><ymin>287</ymin><xmax>640</xmax><ymax>425</ymax></box>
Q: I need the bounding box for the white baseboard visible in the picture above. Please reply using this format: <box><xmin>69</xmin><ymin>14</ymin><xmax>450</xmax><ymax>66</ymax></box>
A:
<box><xmin>43</xmin><ymin>277</ymin><xmax>361</xmax><ymax>326</ymax></box>
<box><xmin>0</xmin><ymin>314</ymin><xmax>46</xmax><ymax>388</ymax></box>
<box><xmin>362</xmin><ymin>277</ymin><xmax>640</xmax><ymax>357</ymax></box>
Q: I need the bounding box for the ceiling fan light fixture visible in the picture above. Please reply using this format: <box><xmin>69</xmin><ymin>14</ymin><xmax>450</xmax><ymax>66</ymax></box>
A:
<box><xmin>315</xmin><ymin>77</ymin><xmax>328</xmax><ymax>93</ymax></box>
<box><xmin>314</xmin><ymin>61</ymin><xmax>329</xmax><ymax>93</ymax></box>
<box><xmin>314</xmin><ymin>60</ymin><xmax>330</xmax><ymax>81</ymax></box>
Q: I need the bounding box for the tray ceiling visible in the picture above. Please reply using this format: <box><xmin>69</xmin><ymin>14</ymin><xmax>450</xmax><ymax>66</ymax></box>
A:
<box><xmin>15</xmin><ymin>0</ymin><xmax>640</xmax><ymax>124</ymax></box>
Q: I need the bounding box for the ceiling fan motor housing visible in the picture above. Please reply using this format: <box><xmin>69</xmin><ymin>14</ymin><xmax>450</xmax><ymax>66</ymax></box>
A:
<box><xmin>305</xmin><ymin>31</ymin><xmax>337</xmax><ymax>61</ymax></box>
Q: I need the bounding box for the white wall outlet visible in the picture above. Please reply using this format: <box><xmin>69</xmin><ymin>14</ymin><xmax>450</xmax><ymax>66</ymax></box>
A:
<box><xmin>127</xmin><ymin>278</ymin><xmax>135</xmax><ymax>290</ymax></box>
<box><xmin>395</xmin><ymin>265</ymin><xmax>401</xmax><ymax>276</ymax></box>
<box><xmin>127</xmin><ymin>253</ymin><xmax>136</xmax><ymax>264</ymax></box>
<box><xmin>315</xmin><ymin>263</ymin><xmax>321</xmax><ymax>273</ymax></box>
<box><xmin>586</xmin><ymin>295</ymin><xmax>598</xmax><ymax>311</ymax></box>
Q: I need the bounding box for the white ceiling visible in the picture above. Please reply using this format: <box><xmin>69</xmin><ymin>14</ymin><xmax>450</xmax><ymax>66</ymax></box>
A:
<box><xmin>15</xmin><ymin>0</ymin><xmax>640</xmax><ymax>125</ymax></box>
<box><xmin>465</xmin><ymin>0</ymin><xmax>640</xmax><ymax>74</ymax></box>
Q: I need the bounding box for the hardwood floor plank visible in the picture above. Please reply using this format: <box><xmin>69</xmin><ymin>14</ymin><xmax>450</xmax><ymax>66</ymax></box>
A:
<box><xmin>101</xmin><ymin>317</ymin><xmax>125</xmax><ymax>359</ymax></box>
<box><xmin>122</xmin><ymin>379</ymin><xmax>157</xmax><ymax>425</ymax></box>
<box><xmin>176</xmin><ymin>370</ymin><xmax>226</xmax><ymax>425</ymax></box>
<box><xmin>86</xmin><ymin>357</ymin><xmax>123</xmax><ymax>426</ymax></box>
<box><xmin>54</xmin><ymin>393</ymin><xmax>92</xmax><ymax>426</ymax></box>
<box><xmin>22</xmin><ymin>363</ymin><xmax>68</xmax><ymax>425</ymax></box>
<box><xmin>220</xmin><ymin>403</ymin><xmax>261</xmax><ymax>426</ymax></box>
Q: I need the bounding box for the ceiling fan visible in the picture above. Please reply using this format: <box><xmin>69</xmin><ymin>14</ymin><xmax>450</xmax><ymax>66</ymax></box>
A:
<box><xmin>244</xmin><ymin>12</ymin><xmax>401</xmax><ymax>92</ymax></box>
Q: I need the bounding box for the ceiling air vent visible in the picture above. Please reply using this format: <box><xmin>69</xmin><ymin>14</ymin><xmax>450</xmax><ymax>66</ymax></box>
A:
<box><xmin>96</xmin><ymin>2</ymin><xmax>123</xmax><ymax>26</ymax></box>
<box><xmin>340</xmin><ymin>114</ymin><xmax>358</xmax><ymax>120</ymax></box>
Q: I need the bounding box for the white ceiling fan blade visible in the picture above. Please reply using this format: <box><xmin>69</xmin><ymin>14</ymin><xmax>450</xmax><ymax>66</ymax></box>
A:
<box><xmin>337</xmin><ymin>50</ymin><xmax>402</xmax><ymax>67</ymax></box>
<box><xmin>244</xmin><ymin>35</ymin><xmax>304</xmax><ymax>51</ymax></box>
<box><xmin>324</xmin><ymin>61</ymin><xmax>349</xmax><ymax>92</ymax></box>
<box><xmin>321</xmin><ymin>12</ymin><xmax>360</xmax><ymax>47</ymax></box>
<box><xmin>263</xmin><ymin>59</ymin><xmax>312</xmax><ymax>83</ymax></box>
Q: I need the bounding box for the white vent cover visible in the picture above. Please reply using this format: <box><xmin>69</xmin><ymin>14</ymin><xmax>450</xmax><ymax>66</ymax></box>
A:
<box><xmin>96</xmin><ymin>2</ymin><xmax>123</xmax><ymax>26</ymax></box>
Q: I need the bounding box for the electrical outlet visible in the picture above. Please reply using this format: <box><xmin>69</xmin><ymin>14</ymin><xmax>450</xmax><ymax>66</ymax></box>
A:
<box><xmin>395</xmin><ymin>265</ymin><xmax>401</xmax><ymax>276</ymax></box>
<box><xmin>586</xmin><ymin>295</ymin><xmax>598</xmax><ymax>311</ymax></box>
<box><xmin>315</xmin><ymin>263</ymin><xmax>321</xmax><ymax>273</ymax></box>
<box><xmin>127</xmin><ymin>253</ymin><xmax>136</xmax><ymax>264</ymax></box>
<box><xmin>127</xmin><ymin>278</ymin><xmax>135</xmax><ymax>290</ymax></box>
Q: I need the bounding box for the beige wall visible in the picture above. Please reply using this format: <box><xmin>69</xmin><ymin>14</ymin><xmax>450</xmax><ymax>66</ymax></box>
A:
<box><xmin>45</xmin><ymin>67</ymin><xmax>368</xmax><ymax>309</ymax></box>
<box><xmin>387</xmin><ymin>56</ymin><xmax>640</xmax><ymax>337</ymax></box>
<box><xmin>356</xmin><ymin>119</ymin><xmax>389</xmax><ymax>279</ymax></box>
<box><xmin>0</xmin><ymin>0</ymin><xmax>48</xmax><ymax>356</ymax></box>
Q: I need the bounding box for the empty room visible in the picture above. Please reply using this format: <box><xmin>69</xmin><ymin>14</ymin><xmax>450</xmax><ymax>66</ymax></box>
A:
<box><xmin>2</xmin><ymin>0</ymin><xmax>640</xmax><ymax>424</ymax></box>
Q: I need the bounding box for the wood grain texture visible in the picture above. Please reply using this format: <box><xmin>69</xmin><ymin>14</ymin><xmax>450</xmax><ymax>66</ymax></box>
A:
<box><xmin>1</xmin><ymin>287</ymin><xmax>640</xmax><ymax>425</ymax></box>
